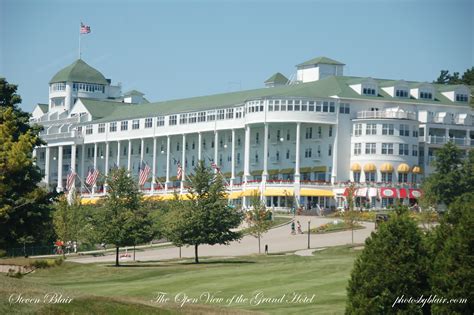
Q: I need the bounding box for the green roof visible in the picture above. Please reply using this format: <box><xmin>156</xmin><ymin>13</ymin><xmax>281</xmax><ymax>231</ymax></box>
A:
<box><xmin>37</xmin><ymin>103</ymin><xmax>48</xmax><ymax>113</ymax></box>
<box><xmin>124</xmin><ymin>90</ymin><xmax>145</xmax><ymax>96</ymax></box>
<box><xmin>264</xmin><ymin>72</ymin><xmax>289</xmax><ymax>84</ymax></box>
<box><xmin>79</xmin><ymin>75</ymin><xmax>470</xmax><ymax>124</ymax></box>
<box><xmin>49</xmin><ymin>59</ymin><xmax>108</xmax><ymax>85</ymax></box>
<box><xmin>297</xmin><ymin>56</ymin><xmax>345</xmax><ymax>68</ymax></box>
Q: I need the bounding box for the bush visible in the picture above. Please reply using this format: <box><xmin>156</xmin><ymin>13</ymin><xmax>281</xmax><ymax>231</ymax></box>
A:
<box><xmin>0</xmin><ymin>249</ymin><xmax>6</xmax><ymax>258</ymax></box>
<box><xmin>31</xmin><ymin>258</ymin><xmax>62</xmax><ymax>269</ymax></box>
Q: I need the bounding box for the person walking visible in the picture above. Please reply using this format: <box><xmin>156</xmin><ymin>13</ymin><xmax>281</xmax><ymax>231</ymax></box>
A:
<box><xmin>297</xmin><ymin>221</ymin><xmax>303</xmax><ymax>234</ymax></box>
<box><xmin>291</xmin><ymin>220</ymin><xmax>296</xmax><ymax>235</ymax></box>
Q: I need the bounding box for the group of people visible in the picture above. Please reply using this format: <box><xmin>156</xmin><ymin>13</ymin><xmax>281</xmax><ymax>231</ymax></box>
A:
<box><xmin>290</xmin><ymin>220</ymin><xmax>303</xmax><ymax>235</ymax></box>
<box><xmin>54</xmin><ymin>240</ymin><xmax>77</xmax><ymax>255</ymax></box>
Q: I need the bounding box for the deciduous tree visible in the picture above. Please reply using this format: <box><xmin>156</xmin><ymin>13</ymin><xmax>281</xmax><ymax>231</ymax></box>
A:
<box><xmin>246</xmin><ymin>192</ymin><xmax>272</xmax><ymax>254</ymax></box>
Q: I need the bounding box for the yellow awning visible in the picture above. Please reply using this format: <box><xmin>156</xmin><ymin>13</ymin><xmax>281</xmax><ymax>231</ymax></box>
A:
<box><xmin>242</xmin><ymin>189</ymin><xmax>259</xmax><ymax>197</ymax></box>
<box><xmin>397</xmin><ymin>163</ymin><xmax>410</xmax><ymax>173</ymax></box>
<box><xmin>264</xmin><ymin>188</ymin><xmax>294</xmax><ymax>196</ymax></box>
<box><xmin>380</xmin><ymin>163</ymin><xmax>394</xmax><ymax>172</ymax></box>
<box><xmin>228</xmin><ymin>191</ymin><xmax>244</xmax><ymax>199</ymax></box>
<box><xmin>412</xmin><ymin>166</ymin><xmax>423</xmax><ymax>174</ymax></box>
<box><xmin>80</xmin><ymin>198</ymin><xmax>102</xmax><ymax>205</ymax></box>
<box><xmin>351</xmin><ymin>163</ymin><xmax>361</xmax><ymax>172</ymax></box>
<box><xmin>363</xmin><ymin>163</ymin><xmax>377</xmax><ymax>172</ymax></box>
<box><xmin>312</xmin><ymin>166</ymin><xmax>327</xmax><ymax>172</ymax></box>
<box><xmin>300</xmin><ymin>188</ymin><xmax>334</xmax><ymax>197</ymax></box>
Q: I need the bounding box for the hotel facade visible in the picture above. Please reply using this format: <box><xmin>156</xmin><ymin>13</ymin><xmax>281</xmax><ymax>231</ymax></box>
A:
<box><xmin>31</xmin><ymin>57</ymin><xmax>473</xmax><ymax>210</ymax></box>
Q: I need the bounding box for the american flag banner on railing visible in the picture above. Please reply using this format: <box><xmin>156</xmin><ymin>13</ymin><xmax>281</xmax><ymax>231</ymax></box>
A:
<box><xmin>85</xmin><ymin>168</ymin><xmax>99</xmax><ymax>186</ymax></box>
<box><xmin>138</xmin><ymin>161</ymin><xmax>151</xmax><ymax>186</ymax></box>
<box><xmin>66</xmin><ymin>170</ymin><xmax>77</xmax><ymax>191</ymax></box>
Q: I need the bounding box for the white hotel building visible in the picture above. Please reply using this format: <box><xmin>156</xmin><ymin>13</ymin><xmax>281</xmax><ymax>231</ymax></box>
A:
<box><xmin>31</xmin><ymin>57</ymin><xmax>474</xmax><ymax>210</ymax></box>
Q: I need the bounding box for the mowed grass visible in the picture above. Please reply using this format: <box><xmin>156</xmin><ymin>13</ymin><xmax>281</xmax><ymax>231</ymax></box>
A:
<box><xmin>1</xmin><ymin>246</ymin><xmax>359</xmax><ymax>314</ymax></box>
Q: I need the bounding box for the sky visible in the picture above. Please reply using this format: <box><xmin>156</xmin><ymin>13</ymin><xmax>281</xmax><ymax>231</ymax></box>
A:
<box><xmin>0</xmin><ymin>0</ymin><xmax>473</xmax><ymax>112</ymax></box>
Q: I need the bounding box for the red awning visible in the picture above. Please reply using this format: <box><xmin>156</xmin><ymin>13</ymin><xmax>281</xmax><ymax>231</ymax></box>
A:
<box><xmin>409</xmin><ymin>189</ymin><xmax>422</xmax><ymax>199</ymax></box>
<box><xmin>380</xmin><ymin>187</ymin><xmax>397</xmax><ymax>198</ymax></box>
<box><xmin>399</xmin><ymin>188</ymin><xmax>408</xmax><ymax>198</ymax></box>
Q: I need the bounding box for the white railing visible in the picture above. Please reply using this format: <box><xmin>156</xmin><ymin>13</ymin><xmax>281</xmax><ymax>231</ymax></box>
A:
<box><xmin>32</xmin><ymin>116</ymin><xmax>80</xmax><ymax>127</ymax></box>
<box><xmin>41</xmin><ymin>130</ymin><xmax>83</xmax><ymax>141</ymax></box>
<box><xmin>357</xmin><ymin>110</ymin><xmax>417</xmax><ymax>120</ymax></box>
<box><xmin>425</xmin><ymin>136</ymin><xmax>471</xmax><ymax>146</ymax></box>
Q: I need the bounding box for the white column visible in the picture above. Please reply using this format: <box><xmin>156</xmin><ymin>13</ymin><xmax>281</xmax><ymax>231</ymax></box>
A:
<box><xmin>104</xmin><ymin>142</ymin><xmax>109</xmax><ymax>193</ymax></box>
<box><xmin>198</xmin><ymin>132</ymin><xmax>202</xmax><ymax>161</ymax></box>
<box><xmin>244</xmin><ymin>125</ymin><xmax>251</xmax><ymax>182</ymax></box>
<box><xmin>80</xmin><ymin>145</ymin><xmax>85</xmax><ymax>192</ymax></box>
<box><xmin>93</xmin><ymin>143</ymin><xmax>98</xmax><ymax>194</ymax></box>
<box><xmin>57</xmin><ymin>146</ymin><xmax>63</xmax><ymax>192</ymax></box>
<box><xmin>214</xmin><ymin>131</ymin><xmax>218</xmax><ymax>168</ymax></box>
<box><xmin>231</xmin><ymin>129</ymin><xmax>236</xmax><ymax>187</ymax></box>
<box><xmin>140</xmin><ymin>138</ymin><xmax>145</xmax><ymax>162</ymax></box>
<box><xmin>295</xmin><ymin>123</ymin><xmax>301</xmax><ymax>183</ymax></box>
<box><xmin>45</xmin><ymin>147</ymin><xmax>50</xmax><ymax>185</ymax></box>
<box><xmin>152</xmin><ymin>137</ymin><xmax>157</xmax><ymax>193</ymax></box>
<box><xmin>116</xmin><ymin>141</ymin><xmax>120</xmax><ymax>168</ymax></box>
<box><xmin>127</xmin><ymin>140</ymin><xmax>132</xmax><ymax>172</ymax></box>
<box><xmin>262</xmin><ymin>123</ymin><xmax>269</xmax><ymax>182</ymax></box>
<box><xmin>71</xmin><ymin>144</ymin><xmax>77</xmax><ymax>188</ymax></box>
<box><xmin>165</xmin><ymin>135</ymin><xmax>170</xmax><ymax>190</ymax></box>
<box><xmin>181</xmin><ymin>134</ymin><xmax>186</xmax><ymax>193</ymax></box>
<box><xmin>331</xmin><ymin>124</ymin><xmax>338</xmax><ymax>184</ymax></box>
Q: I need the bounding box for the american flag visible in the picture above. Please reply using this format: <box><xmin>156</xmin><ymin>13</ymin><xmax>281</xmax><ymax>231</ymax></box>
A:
<box><xmin>85</xmin><ymin>168</ymin><xmax>99</xmax><ymax>186</ymax></box>
<box><xmin>66</xmin><ymin>170</ymin><xmax>76</xmax><ymax>191</ymax></box>
<box><xmin>138</xmin><ymin>162</ymin><xmax>151</xmax><ymax>186</ymax></box>
<box><xmin>80</xmin><ymin>22</ymin><xmax>91</xmax><ymax>34</ymax></box>
<box><xmin>176</xmin><ymin>161</ymin><xmax>183</xmax><ymax>180</ymax></box>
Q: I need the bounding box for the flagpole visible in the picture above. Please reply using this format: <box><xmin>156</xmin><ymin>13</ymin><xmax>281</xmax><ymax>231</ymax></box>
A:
<box><xmin>79</xmin><ymin>23</ymin><xmax>81</xmax><ymax>59</ymax></box>
<box><xmin>202</xmin><ymin>150</ymin><xmax>230</xmax><ymax>187</ymax></box>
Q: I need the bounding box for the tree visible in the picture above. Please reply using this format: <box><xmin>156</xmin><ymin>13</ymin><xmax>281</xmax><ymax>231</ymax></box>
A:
<box><xmin>426</xmin><ymin>193</ymin><xmax>474</xmax><ymax>313</ymax></box>
<box><xmin>162</xmin><ymin>161</ymin><xmax>243</xmax><ymax>263</ymax></box>
<box><xmin>0</xmin><ymin>79</ymin><xmax>55</xmax><ymax>250</ymax></box>
<box><xmin>434</xmin><ymin>67</ymin><xmax>474</xmax><ymax>85</ymax></box>
<box><xmin>94</xmin><ymin>168</ymin><xmax>154</xmax><ymax>266</ymax></box>
<box><xmin>344</xmin><ymin>182</ymin><xmax>358</xmax><ymax>244</ymax></box>
<box><xmin>346</xmin><ymin>206</ymin><xmax>430</xmax><ymax>314</ymax></box>
<box><xmin>246</xmin><ymin>192</ymin><xmax>272</xmax><ymax>254</ymax></box>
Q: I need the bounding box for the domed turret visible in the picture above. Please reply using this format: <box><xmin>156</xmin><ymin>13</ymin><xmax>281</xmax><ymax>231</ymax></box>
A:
<box><xmin>49</xmin><ymin>59</ymin><xmax>108</xmax><ymax>85</ymax></box>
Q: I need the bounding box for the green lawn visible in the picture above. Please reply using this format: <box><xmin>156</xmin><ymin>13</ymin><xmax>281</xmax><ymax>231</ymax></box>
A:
<box><xmin>1</xmin><ymin>246</ymin><xmax>359</xmax><ymax>314</ymax></box>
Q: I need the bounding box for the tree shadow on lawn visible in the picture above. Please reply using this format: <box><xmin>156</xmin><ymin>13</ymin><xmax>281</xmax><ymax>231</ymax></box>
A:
<box><xmin>103</xmin><ymin>260</ymin><xmax>256</xmax><ymax>268</ymax></box>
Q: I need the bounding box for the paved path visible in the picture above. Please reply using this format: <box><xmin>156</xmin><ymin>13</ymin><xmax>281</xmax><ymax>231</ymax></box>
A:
<box><xmin>69</xmin><ymin>216</ymin><xmax>374</xmax><ymax>264</ymax></box>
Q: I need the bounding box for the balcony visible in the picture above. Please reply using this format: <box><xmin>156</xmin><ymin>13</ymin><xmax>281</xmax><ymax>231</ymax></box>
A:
<box><xmin>356</xmin><ymin>110</ymin><xmax>417</xmax><ymax>120</ymax></box>
<box><xmin>41</xmin><ymin>130</ymin><xmax>83</xmax><ymax>142</ymax></box>
<box><xmin>424</xmin><ymin>136</ymin><xmax>472</xmax><ymax>146</ymax></box>
<box><xmin>30</xmin><ymin>116</ymin><xmax>80</xmax><ymax>127</ymax></box>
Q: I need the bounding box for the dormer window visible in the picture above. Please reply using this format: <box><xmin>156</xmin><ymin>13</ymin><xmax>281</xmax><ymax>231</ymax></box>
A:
<box><xmin>363</xmin><ymin>88</ymin><xmax>376</xmax><ymax>95</ymax></box>
<box><xmin>395</xmin><ymin>90</ymin><xmax>408</xmax><ymax>98</ymax></box>
<box><xmin>456</xmin><ymin>94</ymin><xmax>468</xmax><ymax>102</ymax></box>
<box><xmin>420</xmin><ymin>91</ymin><xmax>432</xmax><ymax>99</ymax></box>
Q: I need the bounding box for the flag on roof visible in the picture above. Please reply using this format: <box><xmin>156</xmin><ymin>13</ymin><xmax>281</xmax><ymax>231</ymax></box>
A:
<box><xmin>80</xmin><ymin>22</ymin><xmax>91</xmax><ymax>34</ymax></box>
<box><xmin>139</xmin><ymin>161</ymin><xmax>151</xmax><ymax>186</ymax></box>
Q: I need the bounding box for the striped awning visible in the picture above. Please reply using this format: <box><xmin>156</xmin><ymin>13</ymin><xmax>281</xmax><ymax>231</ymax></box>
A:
<box><xmin>264</xmin><ymin>188</ymin><xmax>294</xmax><ymax>196</ymax></box>
<box><xmin>363</xmin><ymin>163</ymin><xmax>376</xmax><ymax>172</ymax></box>
<box><xmin>380</xmin><ymin>163</ymin><xmax>394</xmax><ymax>172</ymax></box>
<box><xmin>300</xmin><ymin>188</ymin><xmax>334</xmax><ymax>197</ymax></box>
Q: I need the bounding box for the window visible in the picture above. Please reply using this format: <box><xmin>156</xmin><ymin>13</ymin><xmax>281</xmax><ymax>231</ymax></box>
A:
<box><xmin>328</xmin><ymin>144</ymin><xmax>332</xmax><ymax>156</ymax></box>
<box><xmin>169</xmin><ymin>115</ymin><xmax>177</xmax><ymax>126</ymax></box>
<box><xmin>339</xmin><ymin>103</ymin><xmax>350</xmax><ymax>114</ymax></box>
<box><xmin>354</xmin><ymin>124</ymin><xmax>362</xmax><ymax>136</ymax></box>
<box><xmin>412</xmin><ymin>127</ymin><xmax>419</xmax><ymax>137</ymax></box>
<box><xmin>301</xmin><ymin>101</ymin><xmax>307</xmax><ymax>111</ymax></box>
<box><xmin>120</xmin><ymin>121</ymin><xmax>128</xmax><ymax>131</ymax></box>
<box><xmin>366</xmin><ymin>123</ymin><xmax>377</xmax><ymax>135</ymax></box>
<box><xmin>180</xmin><ymin>113</ymin><xmax>188</xmax><ymax>124</ymax></box>
<box><xmin>398</xmin><ymin>173</ymin><xmax>408</xmax><ymax>183</ymax></box>
<box><xmin>365</xmin><ymin>172</ymin><xmax>376</xmax><ymax>182</ymax></box>
<box><xmin>420</xmin><ymin>91</ymin><xmax>432</xmax><ymax>99</ymax></box>
<box><xmin>286</xmin><ymin>149</ymin><xmax>290</xmax><ymax>159</ymax></box>
<box><xmin>189</xmin><ymin>113</ymin><xmax>197</xmax><ymax>123</ymax></box>
<box><xmin>207</xmin><ymin>110</ymin><xmax>216</xmax><ymax>121</ymax></box>
<box><xmin>382</xmin><ymin>143</ymin><xmax>394</xmax><ymax>155</ymax></box>
<box><xmin>399</xmin><ymin>143</ymin><xmax>409</xmax><ymax>156</ymax></box>
<box><xmin>132</xmin><ymin>119</ymin><xmax>140</xmax><ymax>130</ymax></box>
<box><xmin>308</xmin><ymin>101</ymin><xmax>315</xmax><ymax>111</ymax></box>
<box><xmin>109</xmin><ymin>122</ymin><xmax>117</xmax><ymax>132</ymax></box>
<box><xmin>381</xmin><ymin>172</ymin><xmax>393</xmax><ymax>182</ymax></box>
<box><xmin>235</xmin><ymin>108</ymin><xmax>243</xmax><ymax>119</ymax></box>
<box><xmin>323</xmin><ymin>101</ymin><xmax>329</xmax><ymax>112</ymax></box>
<box><xmin>329</xmin><ymin>102</ymin><xmax>335</xmax><ymax>112</ymax></box>
<box><xmin>317</xmin><ymin>126</ymin><xmax>322</xmax><ymax>138</ymax></box>
<box><xmin>365</xmin><ymin>143</ymin><xmax>376</xmax><ymax>154</ymax></box>
<box><xmin>382</xmin><ymin>124</ymin><xmax>394</xmax><ymax>135</ymax></box>
<box><xmin>396</xmin><ymin>90</ymin><xmax>408</xmax><ymax>97</ymax></box>
<box><xmin>412</xmin><ymin>145</ymin><xmax>418</xmax><ymax>156</ymax></box>
<box><xmin>217</xmin><ymin>109</ymin><xmax>225</xmax><ymax>120</ymax></box>
<box><xmin>353</xmin><ymin>172</ymin><xmax>361</xmax><ymax>183</ymax></box>
<box><xmin>286</xmin><ymin>130</ymin><xmax>290</xmax><ymax>141</ymax></box>
<box><xmin>98</xmin><ymin>123</ymin><xmax>105</xmax><ymax>133</ymax></box>
<box><xmin>363</xmin><ymin>87</ymin><xmax>376</xmax><ymax>95</ymax></box>
<box><xmin>255</xmin><ymin>132</ymin><xmax>259</xmax><ymax>144</ymax></box>
<box><xmin>456</xmin><ymin>94</ymin><xmax>468</xmax><ymax>102</ymax></box>
<box><xmin>294</xmin><ymin>100</ymin><xmax>301</xmax><ymax>111</ymax></box>
<box><xmin>287</xmin><ymin>100</ymin><xmax>293</xmax><ymax>111</ymax></box>
<box><xmin>399</xmin><ymin>124</ymin><xmax>409</xmax><ymax>136</ymax></box>
<box><xmin>329</xmin><ymin>126</ymin><xmax>333</xmax><ymax>137</ymax></box>
<box><xmin>145</xmin><ymin>118</ymin><xmax>153</xmax><ymax>128</ymax></box>
<box><xmin>157</xmin><ymin>116</ymin><xmax>165</xmax><ymax>127</ymax></box>
<box><xmin>316</xmin><ymin>101</ymin><xmax>322</xmax><ymax>112</ymax></box>
<box><xmin>86</xmin><ymin>125</ymin><xmax>93</xmax><ymax>135</ymax></box>
<box><xmin>305</xmin><ymin>148</ymin><xmax>312</xmax><ymax>158</ymax></box>
<box><xmin>305</xmin><ymin>127</ymin><xmax>312</xmax><ymax>139</ymax></box>
<box><xmin>354</xmin><ymin>143</ymin><xmax>361</xmax><ymax>155</ymax></box>
<box><xmin>198</xmin><ymin>112</ymin><xmax>206</xmax><ymax>122</ymax></box>
<box><xmin>226</xmin><ymin>108</ymin><xmax>234</xmax><ymax>119</ymax></box>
